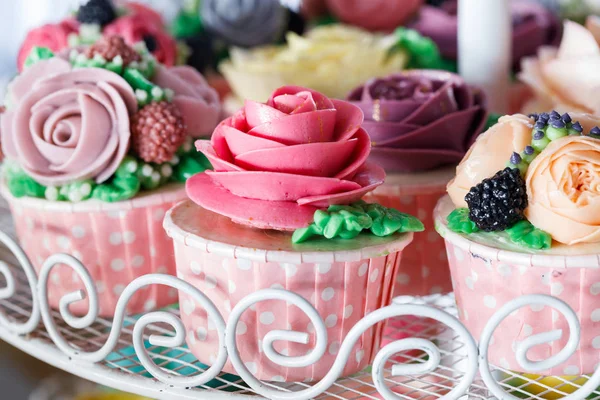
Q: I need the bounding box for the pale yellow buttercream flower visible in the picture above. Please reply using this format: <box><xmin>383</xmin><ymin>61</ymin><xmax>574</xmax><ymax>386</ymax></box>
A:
<box><xmin>220</xmin><ymin>24</ymin><xmax>407</xmax><ymax>103</ymax></box>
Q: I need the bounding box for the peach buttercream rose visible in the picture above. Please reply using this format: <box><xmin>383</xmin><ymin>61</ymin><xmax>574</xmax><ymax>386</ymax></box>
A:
<box><xmin>519</xmin><ymin>17</ymin><xmax>600</xmax><ymax>114</ymax></box>
<box><xmin>526</xmin><ymin>134</ymin><xmax>600</xmax><ymax>245</ymax></box>
<box><xmin>447</xmin><ymin>114</ymin><xmax>533</xmax><ymax>208</ymax></box>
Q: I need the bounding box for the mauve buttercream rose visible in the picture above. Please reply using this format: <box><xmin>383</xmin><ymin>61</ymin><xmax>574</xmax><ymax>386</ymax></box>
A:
<box><xmin>17</xmin><ymin>19</ymin><xmax>79</xmax><ymax>72</ymax></box>
<box><xmin>1</xmin><ymin>58</ymin><xmax>137</xmax><ymax>186</ymax></box>
<box><xmin>187</xmin><ymin>85</ymin><xmax>385</xmax><ymax>231</ymax></box>
<box><xmin>152</xmin><ymin>65</ymin><xmax>221</xmax><ymax>137</ymax></box>
<box><xmin>520</xmin><ymin>18</ymin><xmax>600</xmax><ymax>115</ymax></box>
<box><xmin>447</xmin><ymin>114</ymin><xmax>534</xmax><ymax>208</ymax></box>
<box><xmin>348</xmin><ymin>70</ymin><xmax>487</xmax><ymax>172</ymax></box>
<box><xmin>526</xmin><ymin>115</ymin><xmax>600</xmax><ymax>245</ymax></box>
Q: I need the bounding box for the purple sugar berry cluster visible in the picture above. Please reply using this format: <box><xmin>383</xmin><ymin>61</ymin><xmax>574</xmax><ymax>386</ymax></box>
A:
<box><xmin>508</xmin><ymin>111</ymin><xmax>590</xmax><ymax>174</ymax></box>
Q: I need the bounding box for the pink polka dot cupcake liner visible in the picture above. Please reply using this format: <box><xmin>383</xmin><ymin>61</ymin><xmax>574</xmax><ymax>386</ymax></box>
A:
<box><xmin>2</xmin><ymin>184</ymin><xmax>186</xmax><ymax>317</ymax></box>
<box><xmin>436</xmin><ymin>195</ymin><xmax>600</xmax><ymax>375</ymax></box>
<box><xmin>364</xmin><ymin>168</ymin><xmax>454</xmax><ymax>297</ymax></box>
<box><xmin>164</xmin><ymin>200</ymin><xmax>414</xmax><ymax>382</ymax></box>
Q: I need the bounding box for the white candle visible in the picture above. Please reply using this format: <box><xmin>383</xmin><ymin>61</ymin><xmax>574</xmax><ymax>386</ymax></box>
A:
<box><xmin>458</xmin><ymin>0</ymin><xmax>512</xmax><ymax>114</ymax></box>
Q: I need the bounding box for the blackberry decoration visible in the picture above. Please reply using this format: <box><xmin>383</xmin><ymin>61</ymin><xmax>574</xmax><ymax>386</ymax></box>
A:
<box><xmin>77</xmin><ymin>0</ymin><xmax>116</xmax><ymax>26</ymax></box>
<box><xmin>465</xmin><ymin>167</ymin><xmax>528</xmax><ymax>232</ymax></box>
<box><xmin>131</xmin><ymin>102</ymin><xmax>187</xmax><ymax>164</ymax></box>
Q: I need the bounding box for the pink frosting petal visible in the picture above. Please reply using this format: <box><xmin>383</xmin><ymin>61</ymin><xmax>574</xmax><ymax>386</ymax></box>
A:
<box><xmin>248</xmin><ymin>109</ymin><xmax>337</xmax><ymax>145</ymax></box>
<box><xmin>205</xmin><ymin>170</ymin><xmax>361</xmax><ymax>202</ymax></box>
<box><xmin>268</xmin><ymin>86</ymin><xmax>335</xmax><ymax>110</ymax></box>
<box><xmin>331</xmin><ymin>99</ymin><xmax>364</xmax><ymax>141</ymax></box>
<box><xmin>333</xmin><ymin>127</ymin><xmax>371</xmax><ymax>180</ymax></box>
<box><xmin>244</xmin><ymin>100</ymin><xmax>288</xmax><ymax>129</ymax></box>
<box><xmin>186</xmin><ymin>173</ymin><xmax>317</xmax><ymax>230</ymax></box>
<box><xmin>10</xmin><ymin>58</ymin><xmax>71</xmax><ymax>105</ymax></box>
<box><xmin>272</xmin><ymin>91</ymin><xmax>318</xmax><ymax>114</ymax></box>
<box><xmin>152</xmin><ymin>65</ymin><xmax>221</xmax><ymax>137</ymax></box>
<box><xmin>234</xmin><ymin>139</ymin><xmax>358</xmax><ymax>177</ymax></box>
<box><xmin>298</xmin><ymin>162</ymin><xmax>386</xmax><ymax>207</ymax></box>
<box><xmin>195</xmin><ymin>140</ymin><xmax>244</xmax><ymax>172</ymax></box>
<box><xmin>0</xmin><ymin>111</ymin><xmax>16</xmax><ymax>159</ymax></box>
<box><xmin>220</xmin><ymin>124</ymin><xmax>284</xmax><ymax>157</ymax></box>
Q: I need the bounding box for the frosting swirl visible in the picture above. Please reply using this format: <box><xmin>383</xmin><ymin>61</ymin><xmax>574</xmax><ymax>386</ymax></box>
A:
<box><xmin>103</xmin><ymin>4</ymin><xmax>177</xmax><ymax>66</ymax></box>
<box><xmin>410</xmin><ymin>0</ymin><xmax>561</xmax><ymax>67</ymax></box>
<box><xmin>17</xmin><ymin>19</ymin><xmax>79</xmax><ymax>72</ymax></box>
<box><xmin>1</xmin><ymin>58</ymin><xmax>137</xmax><ymax>186</ymax></box>
<box><xmin>187</xmin><ymin>85</ymin><xmax>385</xmax><ymax>231</ymax></box>
<box><xmin>526</xmin><ymin>124</ymin><xmax>600</xmax><ymax>245</ymax></box>
<box><xmin>220</xmin><ymin>24</ymin><xmax>407</xmax><ymax>102</ymax></box>
<box><xmin>326</xmin><ymin>0</ymin><xmax>423</xmax><ymax>32</ymax></box>
<box><xmin>520</xmin><ymin>17</ymin><xmax>600</xmax><ymax>115</ymax></box>
<box><xmin>152</xmin><ymin>65</ymin><xmax>221</xmax><ymax>137</ymax></box>
<box><xmin>201</xmin><ymin>0</ymin><xmax>286</xmax><ymax>48</ymax></box>
<box><xmin>348</xmin><ymin>70</ymin><xmax>487</xmax><ymax>172</ymax></box>
<box><xmin>447</xmin><ymin>114</ymin><xmax>534</xmax><ymax>208</ymax></box>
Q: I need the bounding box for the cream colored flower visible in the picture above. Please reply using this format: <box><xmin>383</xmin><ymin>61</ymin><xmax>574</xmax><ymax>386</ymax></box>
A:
<box><xmin>220</xmin><ymin>24</ymin><xmax>407</xmax><ymax>103</ymax></box>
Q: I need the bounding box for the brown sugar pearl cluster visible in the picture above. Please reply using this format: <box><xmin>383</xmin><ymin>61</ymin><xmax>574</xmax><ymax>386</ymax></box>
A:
<box><xmin>85</xmin><ymin>35</ymin><xmax>141</xmax><ymax>66</ymax></box>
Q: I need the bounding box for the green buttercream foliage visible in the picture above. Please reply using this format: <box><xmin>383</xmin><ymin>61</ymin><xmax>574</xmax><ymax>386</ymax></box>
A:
<box><xmin>505</xmin><ymin>220</ymin><xmax>552</xmax><ymax>250</ymax></box>
<box><xmin>3</xmin><ymin>162</ymin><xmax>46</xmax><ymax>198</ymax></box>
<box><xmin>447</xmin><ymin>208</ymin><xmax>480</xmax><ymax>234</ymax></box>
<box><xmin>292</xmin><ymin>201</ymin><xmax>424</xmax><ymax>244</ymax></box>
<box><xmin>4</xmin><ymin>142</ymin><xmax>211</xmax><ymax>203</ymax></box>
<box><xmin>124</xmin><ymin>68</ymin><xmax>173</xmax><ymax>107</ymax></box>
<box><xmin>485</xmin><ymin>113</ymin><xmax>502</xmax><ymax>132</ymax></box>
<box><xmin>394</xmin><ymin>28</ymin><xmax>446</xmax><ymax>71</ymax></box>
<box><xmin>24</xmin><ymin>47</ymin><xmax>55</xmax><ymax>69</ymax></box>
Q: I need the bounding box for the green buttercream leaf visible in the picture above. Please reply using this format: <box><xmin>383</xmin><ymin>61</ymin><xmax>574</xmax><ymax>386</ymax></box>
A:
<box><xmin>92</xmin><ymin>174</ymin><xmax>140</xmax><ymax>202</ymax></box>
<box><xmin>447</xmin><ymin>208</ymin><xmax>480</xmax><ymax>234</ymax></box>
<box><xmin>24</xmin><ymin>47</ymin><xmax>54</xmax><ymax>69</ymax></box>
<box><xmin>292</xmin><ymin>202</ymin><xmax>423</xmax><ymax>244</ymax></box>
<box><xmin>505</xmin><ymin>220</ymin><xmax>552</xmax><ymax>250</ymax></box>
<box><xmin>394</xmin><ymin>28</ymin><xmax>445</xmax><ymax>70</ymax></box>
<box><xmin>4</xmin><ymin>164</ymin><xmax>46</xmax><ymax>198</ymax></box>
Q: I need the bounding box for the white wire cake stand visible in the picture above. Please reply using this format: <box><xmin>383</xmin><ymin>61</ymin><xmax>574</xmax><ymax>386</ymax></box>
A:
<box><xmin>0</xmin><ymin>199</ymin><xmax>599</xmax><ymax>400</ymax></box>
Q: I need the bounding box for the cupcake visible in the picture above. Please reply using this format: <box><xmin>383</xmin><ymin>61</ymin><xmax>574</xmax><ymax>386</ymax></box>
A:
<box><xmin>348</xmin><ymin>70</ymin><xmax>487</xmax><ymax>296</ymax></box>
<box><xmin>1</xmin><ymin>37</ymin><xmax>221</xmax><ymax>316</ymax></box>
<box><xmin>410</xmin><ymin>0</ymin><xmax>561</xmax><ymax>70</ymax></box>
<box><xmin>164</xmin><ymin>85</ymin><xmax>424</xmax><ymax>381</ymax></box>
<box><xmin>18</xmin><ymin>0</ymin><xmax>179</xmax><ymax>71</ymax></box>
<box><xmin>519</xmin><ymin>17</ymin><xmax>600</xmax><ymax>115</ymax></box>
<box><xmin>436</xmin><ymin>111</ymin><xmax>600</xmax><ymax>376</ymax></box>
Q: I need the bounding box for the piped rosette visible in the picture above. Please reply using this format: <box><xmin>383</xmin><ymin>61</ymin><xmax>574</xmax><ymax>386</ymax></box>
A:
<box><xmin>347</xmin><ymin>70</ymin><xmax>487</xmax><ymax>172</ymax></box>
<box><xmin>188</xmin><ymin>86</ymin><xmax>385</xmax><ymax>231</ymax></box>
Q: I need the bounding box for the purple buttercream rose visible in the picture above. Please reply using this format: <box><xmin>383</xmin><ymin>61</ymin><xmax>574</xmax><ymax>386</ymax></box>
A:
<box><xmin>347</xmin><ymin>70</ymin><xmax>487</xmax><ymax>172</ymax></box>
<box><xmin>409</xmin><ymin>0</ymin><xmax>562</xmax><ymax>68</ymax></box>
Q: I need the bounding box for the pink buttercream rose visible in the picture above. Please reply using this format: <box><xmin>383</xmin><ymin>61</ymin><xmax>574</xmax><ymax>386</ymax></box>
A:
<box><xmin>520</xmin><ymin>17</ymin><xmax>600</xmax><ymax>115</ymax></box>
<box><xmin>326</xmin><ymin>0</ymin><xmax>423</xmax><ymax>32</ymax></box>
<box><xmin>104</xmin><ymin>10</ymin><xmax>177</xmax><ymax>66</ymax></box>
<box><xmin>526</xmin><ymin>128</ymin><xmax>600</xmax><ymax>245</ymax></box>
<box><xmin>447</xmin><ymin>114</ymin><xmax>534</xmax><ymax>208</ymax></box>
<box><xmin>1</xmin><ymin>58</ymin><xmax>137</xmax><ymax>186</ymax></box>
<box><xmin>17</xmin><ymin>19</ymin><xmax>79</xmax><ymax>72</ymax></box>
<box><xmin>187</xmin><ymin>86</ymin><xmax>385</xmax><ymax>231</ymax></box>
<box><xmin>152</xmin><ymin>65</ymin><xmax>221</xmax><ymax>137</ymax></box>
